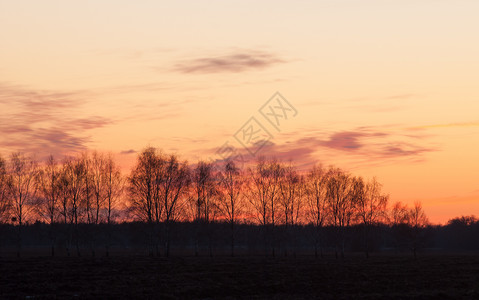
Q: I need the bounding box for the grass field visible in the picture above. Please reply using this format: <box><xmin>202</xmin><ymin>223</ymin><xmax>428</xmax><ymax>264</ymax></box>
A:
<box><xmin>1</xmin><ymin>255</ymin><xmax>479</xmax><ymax>299</ymax></box>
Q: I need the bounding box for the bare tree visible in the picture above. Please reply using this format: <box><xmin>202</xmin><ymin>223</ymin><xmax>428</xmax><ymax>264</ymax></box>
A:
<box><xmin>305</xmin><ymin>164</ymin><xmax>329</xmax><ymax>258</ymax></box>
<box><xmin>128</xmin><ymin>147</ymin><xmax>157</xmax><ymax>223</ymax></box>
<box><xmin>0</xmin><ymin>155</ymin><xmax>11</xmax><ymax>256</ymax></box>
<box><xmin>354</xmin><ymin>177</ymin><xmax>389</xmax><ymax>258</ymax></box>
<box><xmin>278</xmin><ymin>163</ymin><xmax>305</xmax><ymax>256</ymax></box>
<box><xmin>389</xmin><ymin>201</ymin><xmax>430</xmax><ymax>257</ymax></box>
<box><xmin>128</xmin><ymin>148</ymin><xmax>191</xmax><ymax>256</ymax></box>
<box><xmin>104</xmin><ymin>153</ymin><xmax>123</xmax><ymax>225</ymax></box>
<box><xmin>406</xmin><ymin>201</ymin><xmax>429</xmax><ymax>259</ymax></box>
<box><xmin>103</xmin><ymin>153</ymin><xmax>124</xmax><ymax>256</ymax></box>
<box><xmin>62</xmin><ymin>156</ymin><xmax>87</xmax><ymax>256</ymax></box>
<box><xmin>81</xmin><ymin>152</ymin><xmax>105</xmax><ymax>256</ymax></box>
<box><xmin>390</xmin><ymin>201</ymin><xmax>409</xmax><ymax>226</ymax></box>
<box><xmin>248</xmin><ymin>157</ymin><xmax>283</xmax><ymax>256</ymax></box>
<box><xmin>8</xmin><ymin>153</ymin><xmax>38</xmax><ymax>226</ymax></box>
<box><xmin>327</xmin><ymin>167</ymin><xmax>355</xmax><ymax>258</ymax></box>
<box><xmin>58</xmin><ymin>164</ymin><xmax>72</xmax><ymax>225</ymax></box>
<box><xmin>128</xmin><ymin>147</ymin><xmax>164</xmax><ymax>255</ymax></box>
<box><xmin>248</xmin><ymin>158</ymin><xmax>270</xmax><ymax>227</ymax></box>
<box><xmin>35</xmin><ymin>155</ymin><xmax>61</xmax><ymax>256</ymax></box>
<box><xmin>192</xmin><ymin>160</ymin><xmax>217</xmax><ymax>256</ymax></box>
<box><xmin>193</xmin><ymin>161</ymin><xmax>217</xmax><ymax>222</ymax></box>
<box><xmin>389</xmin><ymin>201</ymin><xmax>409</xmax><ymax>253</ymax></box>
<box><xmin>159</xmin><ymin>154</ymin><xmax>190</xmax><ymax>257</ymax></box>
<box><xmin>447</xmin><ymin>215</ymin><xmax>477</xmax><ymax>226</ymax></box>
<box><xmin>278</xmin><ymin>163</ymin><xmax>301</xmax><ymax>227</ymax></box>
<box><xmin>0</xmin><ymin>155</ymin><xmax>11</xmax><ymax>224</ymax></box>
<box><xmin>91</xmin><ymin>151</ymin><xmax>106</xmax><ymax>224</ymax></box>
<box><xmin>36</xmin><ymin>155</ymin><xmax>60</xmax><ymax>224</ymax></box>
<box><xmin>63</xmin><ymin>157</ymin><xmax>86</xmax><ymax>227</ymax></box>
<box><xmin>8</xmin><ymin>153</ymin><xmax>39</xmax><ymax>257</ymax></box>
<box><xmin>79</xmin><ymin>153</ymin><xmax>94</xmax><ymax>224</ymax></box>
<box><xmin>217</xmin><ymin>160</ymin><xmax>244</xmax><ymax>256</ymax></box>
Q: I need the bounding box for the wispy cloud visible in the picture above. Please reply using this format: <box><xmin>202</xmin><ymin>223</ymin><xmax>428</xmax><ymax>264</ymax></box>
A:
<box><xmin>173</xmin><ymin>50</ymin><xmax>285</xmax><ymax>74</ymax></box>
<box><xmin>321</xmin><ymin>131</ymin><xmax>366</xmax><ymax>150</ymax></box>
<box><xmin>0</xmin><ymin>83</ymin><xmax>113</xmax><ymax>159</ymax></box>
<box><xmin>243</xmin><ymin>127</ymin><xmax>435</xmax><ymax>169</ymax></box>
<box><xmin>378</xmin><ymin>144</ymin><xmax>432</xmax><ymax>158</ymax></box>
<box><xmin>201</xmin><ymin>124</ymin><xmax>436</xmax><ymax>172</ymax></box>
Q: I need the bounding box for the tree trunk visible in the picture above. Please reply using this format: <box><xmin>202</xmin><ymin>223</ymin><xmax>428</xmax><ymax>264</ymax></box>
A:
<box><xmin>194</xmin><ymin>220</ymin><xmax>199</xmax><ymax>257</ymax></box>
<box><xmin>165</xmin><ymin>221</ymin><xmax>171</xmax><ymax>257</ymax></box>
<box><xmin>75</xmin><ymin>226</ymin><xmax>81</xmax><ymax>257</ymax></box>
<box><xmin>208</xmin><ymin>222</ymin><xmax>213</xmax><ymax>258</ymax></box>
<box><xmin>230</xmin><ymin>221</ymin><xmax>235</xmax><ymax>257</ymax></box>
<box><xmin>16</xmin><ymin>224</ymin><xmax>22</xmax><ymax>258</ymax></box>
<box><xmin>364</xmin><ymin>225</ymin><xmax>370</xmax><ymax>259</ymax></box>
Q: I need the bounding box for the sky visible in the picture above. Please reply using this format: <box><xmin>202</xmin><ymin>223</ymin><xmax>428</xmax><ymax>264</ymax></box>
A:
<box><xmin>1</xmin><ymin>0</ymin><xmax>478</xmax><ymax>224</ymax></box>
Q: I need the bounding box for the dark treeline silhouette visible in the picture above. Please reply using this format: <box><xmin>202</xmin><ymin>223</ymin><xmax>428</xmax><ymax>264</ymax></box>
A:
<box><xmin>0</xmin><ymin>219</ymin><xmax>478</xmax><ymax>258</ymax></box>
<box><xmin>0</xmin><ymin>147</ymin><xmax>470</xmax><ymax>258</ymax></box>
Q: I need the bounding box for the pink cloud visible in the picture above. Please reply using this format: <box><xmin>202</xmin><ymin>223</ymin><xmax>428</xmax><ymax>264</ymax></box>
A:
<box><xmin>0</xmin><ymin>83</ymin><xmax>113</xmax><ymax>160</ymax></box>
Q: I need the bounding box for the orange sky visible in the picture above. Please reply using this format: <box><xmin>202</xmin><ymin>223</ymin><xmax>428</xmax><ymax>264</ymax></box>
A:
<box><xmin>1</xmin><ymin>1</ymin><xmax>478</xmax><ymax>224</ymax></box>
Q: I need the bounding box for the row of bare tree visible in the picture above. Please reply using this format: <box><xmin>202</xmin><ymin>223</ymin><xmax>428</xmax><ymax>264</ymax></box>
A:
<box><xmin>0</xmin><ymin>152</ymin><xmax>123</xmax><ymax>226</ymax></box>
<box><xmin>0</xmin><ymin>152</ymin><xmax>123</xmax><ymax>256</ymax></box>
<box><xmin>126</xmin><ymin>148</ymin><xmax>429</xmax><ymax>257</ymax></box>
<box><xmin>0</xmin><ymin>148</ymin><xmax>429</xmax><ymax>257</ymax></box>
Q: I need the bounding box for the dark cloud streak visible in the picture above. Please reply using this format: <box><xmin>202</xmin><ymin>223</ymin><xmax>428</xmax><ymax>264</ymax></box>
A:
<box><xmin>173</xmin><ymin>50</ymin><xmax>285</xmax><ymax>74</ymax></box>
<box><xmin>120</xmin><ymin>149</ymin><xmax>136</xmax><ymax>155</ymax></box>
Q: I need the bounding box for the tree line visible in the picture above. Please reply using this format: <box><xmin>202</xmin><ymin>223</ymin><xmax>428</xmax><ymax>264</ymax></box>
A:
<box><xmin>0</xmin><ymin>147</ymin><xmax>430</xmax><ymax>257</ymax></box>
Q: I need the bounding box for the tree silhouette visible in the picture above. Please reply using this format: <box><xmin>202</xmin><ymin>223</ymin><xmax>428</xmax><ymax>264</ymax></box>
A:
<box><xmin>0</xmin><ymin>147</ymin><xmax>441</xmax><ymax>258</ymax></box>
<box><xmin>103</xmin><ymin>153</ymin><xmax>124</xmax><ymax>256</ymax></box>
<box><xmin>36</xmin><ymin>155</ymin><xmax>60</xmax><ymax>224</ymax></box>
<box><xmin>192</xmin><ymin>160</ymin><xmax>217</xmax><ymax>256</ymax></box>
<box><xmin>128</xmin><ymin>147</ymin><xmax>167</xmax><ymax>255</ymax></box>
<box><xmin>159</xmin><ymin>154</ymin><xmax>190</xmax><ymax>257</ymax></box>
<box><xmin>217</xmin><ymin>160</ymin><xmax>244</xmax><ymax>256</ymax></box>
<box><xmin>354</xmin><ymin>177</ymin><xmax>389</xmax><ymax>258</ymax></box>
<box><xmin>248</xmin><ymin>157</ymin><xmax>283</xmax><ymax>256</ymax></box>
<box><xmin>406</xmin><ymin>201</ymin><xmax>429</xmax><ymax>259</ymax></box>
<box><xmin>8</xmin><ymin>152</ymin><xmax>38</xmax><ymax>257</ymax></box>
<box><xmin>128</xmin><ymin>147</ymin><xmax>158</xmax><ymax>223</ymax></box>
<box><xmin>103</xmin><ymin>153</ymin><xmax>123</xmax><ymax>225</ymax></box>
<box><xmin>305</xmin><ymin>164</ymin><xmax>329</xmax><ymax>258</ymax></box>
<box><xmin>390</xmin><ymin>201</ymin><xmax>410</xmax><ymax>252</ymax></box>
<box><xmin>390</xmin><ymin>201</ymin><xmax>409</xmax><ymax>225</ymax></box>
<box><xmin>90</xmin><ymin>151</ymin><xmax>107</xmax><ymax>224</ymax></box>
<box><xmin>79</xmin><ymin>152</ymin><xmax>94</xmax><ymax>225</ymax></box>
<box><xmin>278</xmin><ymin>163</ymin><xmax>302</xmax><ymax>226</ymax></box>
<box><xmin>327</xmin><ymin>167</ymin><xmax>355</xmax><ymax>258</ymax></box>
<box><xmin>35</xmin><ymin>155</ymin><xmax>60</xmax><ymax>256</ymax></box>
<box><xmin>0</xmin><ymin>155</ymin><xmax>11</xmax><ymax>225</ymax></box>
<box><xmin>62</xmin><ymin>156</ymin><xmax>89</xmax><ymax>256</ymax></box>
<box><xmin>278</xmin><ymin>162</ymin><xmax>304</xmax><ymax>256</ymax></box>
<box><xmin>447</xmin><ymin>215</ymin><xmax>477</xmax><ymax>226</ymax></box>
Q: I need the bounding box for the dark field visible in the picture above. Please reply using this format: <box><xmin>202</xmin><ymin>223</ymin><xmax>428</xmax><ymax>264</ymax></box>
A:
<box><xmin>1</xmin><ymin>255</ymin><xmax>479</xmax><ymax>299</ymax></box>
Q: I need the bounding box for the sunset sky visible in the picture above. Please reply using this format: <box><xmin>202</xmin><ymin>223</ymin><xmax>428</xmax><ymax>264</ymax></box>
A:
<box><xmin>1</xmin><ymin>1</ymin><xmax>478</xmax><ymax>224</ymax></box>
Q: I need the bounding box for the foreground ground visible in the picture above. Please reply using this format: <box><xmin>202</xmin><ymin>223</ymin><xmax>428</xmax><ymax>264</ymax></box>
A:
<box><xmin>1</xmin><ymin>255</ymin><xmax>479</xmax><ymax>299</ymax></box>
